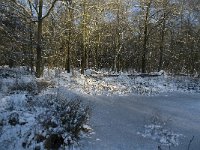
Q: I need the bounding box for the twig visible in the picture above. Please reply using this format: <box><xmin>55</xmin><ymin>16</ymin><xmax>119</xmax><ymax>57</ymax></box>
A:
<box><xmin>187</xmin><ymin>136</ymin><xmax>194</xmax><ymax>150</ymax></box>
<box><xmin>158</xmin><ymin>145</ymin><xmax>162</xmax><ymax>150</ymax></box>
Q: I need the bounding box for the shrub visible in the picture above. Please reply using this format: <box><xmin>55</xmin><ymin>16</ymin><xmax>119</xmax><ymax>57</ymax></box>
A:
<box><xmin>8</xmin><ymin>112</ymin><xmax>19</xmax><ymax>126</ymax></box>
<box><xmin>36</xmin><ymin>80</ymin><xmax>55</xmax><ymax>93</ymax></box>
<box><xmin>44</xmin><ymin>134</ymin><xmax>64</xmax><ymax>149</ymax></box>
<box><xmin>36</xmin><ymin>97</ymin><xmax>91</xmax><ymax>149</ymax></box>
<box><xmin>9</xmin><ymin>82</ymin><xmax>38</xmax><ymax>94</ymax></box>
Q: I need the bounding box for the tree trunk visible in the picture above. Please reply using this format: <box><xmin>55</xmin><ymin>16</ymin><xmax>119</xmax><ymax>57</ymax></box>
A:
<box><xmin>81</xmin><ymin>0</ymin><xmax>87</xmax><ymax>74</ymax></box>
<box><xmin>141</xmin><ymin>1</ymin><xmax>151</xmax><ymax>73</ymax></box>
<box><xmin>29</xmin><ymin>22</ymin><xmax>34</xmax><ymax>73</ymax></box>
<box><xmin>65</xmin><ymin>7</ymin><xmax>72</xmax><ymax>73</ymax></box>
<box><xmin>81</xmin><ymin>43</ymin><xmax>86</xmax><ymax>74</ymax></box>
<box><xmin>158</xmin><ymin>13</ymin><xmax>166</xmax><ymax>71</ymax></box>
<box><xmin>114</xmin><ymin>0</ymin><xmax>121</xmax><ymax>72</ymax></box>
<box><xmin>65</xmin><ymin>36</ymin><xmax>70</xmax><ymax>73</ymax></box>
<box><xmin>36</xmin><ymin>0</ymin><xmax>43</xmax><ymax>77</ymax></box>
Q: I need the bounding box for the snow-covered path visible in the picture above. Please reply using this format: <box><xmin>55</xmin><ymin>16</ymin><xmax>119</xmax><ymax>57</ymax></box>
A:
<box><xmin>81</xmin><ymin>93</ymin><xmax>200</xmax><ymax>150</ymax></box>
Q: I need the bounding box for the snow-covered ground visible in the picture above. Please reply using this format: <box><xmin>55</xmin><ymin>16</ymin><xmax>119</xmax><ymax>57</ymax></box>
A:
<box><xmin>0</xmin><ymin>67</ymin><xmax>200</xmax><ymax>150</ymax></box>
<box><xmin>43</xmin><ymin>68</ymin><xmax>200</xmax><ymax>96</ymax></box>
<box><xmin>0</xmin><ymin>67</ymin><xmax>91</xmax><ymax>150</ymax></box>
<box><xmin>80</xmin><ymin>93</ymin><xmax>200</xmax><ymax>150</ymax></box>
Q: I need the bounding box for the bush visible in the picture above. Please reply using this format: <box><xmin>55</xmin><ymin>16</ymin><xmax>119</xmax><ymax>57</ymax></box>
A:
<box><xmin>35</xmin><ymin>97</ymin><xmax>91</xmax><ymax>149</ymax></box>
<box><xmin>44</xmin><ymin>134</ymin><xmax>64</xmax><ymax>149</ymax></box>
<box><xmin>36</xmin><ymin>79</ymin><xmax>55</xmax><ymax>93</ymax></box>
<box><xmin>9</xmin><ymin>82</ymin><xmax>38</xmax><ymax>94</ymax></box>
<box><xmin>8</xmin><ymin>112</ymin><xmax>19</xmax><ymax>126</ymax></box>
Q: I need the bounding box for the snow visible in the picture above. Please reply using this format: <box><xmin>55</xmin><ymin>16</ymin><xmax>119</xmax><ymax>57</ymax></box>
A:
<box><xmin>0</xmin><ymin>67</ymin><xmax>200</xmax><ymax>150</ymax></box>
<box><xmin>41</xmin><ymin>68</ymin><xmax>200</xmax><ymax>96</ymax></box>
<box><xmin>80</xmin><ymin>93</ymin><xmax>200</xmax><ymax>150</ymax></box>
<box><xmin>137</xmin><ymin>124</ymin><xmax>183</xmax><ymax>147</ymax></box>
<box><xmin>0</xmin><ymin>67</ymin><xmax>90</xmax><ymax>150</ymax></box>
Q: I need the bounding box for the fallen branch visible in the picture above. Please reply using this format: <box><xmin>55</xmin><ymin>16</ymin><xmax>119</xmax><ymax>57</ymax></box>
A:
<box><xmin>187</xmin><ymin>136</ymin><xmax>194</xmax><ymax>150</ymax></box>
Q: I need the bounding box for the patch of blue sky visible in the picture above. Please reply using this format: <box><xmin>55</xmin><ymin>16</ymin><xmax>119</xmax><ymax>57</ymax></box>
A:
<box><xmin>103</xmin><ymin>11</ymin><xmax>116</xmax><ymax>22</ymax></box>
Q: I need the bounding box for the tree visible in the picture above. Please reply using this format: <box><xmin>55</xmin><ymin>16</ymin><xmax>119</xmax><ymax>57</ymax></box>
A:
<box><xmin>1</xmin><ymin>0</ymin><xmax>200</xmax><ymax>75</ymax></box>
<box><xmin>64</xmin><ymin>2</ymin><xmax>73</xmax><ymax>73</ymax></box>
<box><xmin>141</xmin><ymin>0</ymin><xmax>152</xmax><ymax>73</ymax></box>
<box><xmin>0</xmin><ymin>0</ymin><xmax>31</xmax><ymax>67</ymax></box>
<box><xmin>26</xmin><ymin>0</ymin><xmax>74</xmax><ymax>77</ymax></box>
<box><xmin>29</xmin><ymin>0</ymin><xmax>58</xmax><ymax>77</ymax></box>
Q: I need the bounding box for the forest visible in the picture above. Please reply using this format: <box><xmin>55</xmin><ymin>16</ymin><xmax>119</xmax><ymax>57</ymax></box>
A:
<box><xmin>1</xmin><ymin>0</ymin><xmax>200</xmax><ymax>77</ymax></box>
<box><xmin>0</xmin><ymin>0</ymin><xmax>200</xmax><ymax>150</ymax></box>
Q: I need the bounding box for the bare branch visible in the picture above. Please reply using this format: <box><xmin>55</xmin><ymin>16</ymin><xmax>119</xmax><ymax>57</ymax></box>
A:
<box><xmin>27</xmin><ymin>0</ymin><xmax>39</xmax><ymax>15</ymax></box>
<box><xmin>27</xmin><ymin>0</ymin><xmax>34</xmax><ymax>16</ymax></box>
<box><xmin>11</xmin><ymin>0</ymin><xmax>31</xmax><ymax>17</ymax></box>
<box><xmin>41</xmin><ymin>0</ymin><xmax>58</xmax><ymax>20</ymax></box>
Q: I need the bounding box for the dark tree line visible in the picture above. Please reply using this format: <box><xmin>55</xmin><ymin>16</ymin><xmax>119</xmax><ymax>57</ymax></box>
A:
<box><xmin>0</xmin><ymin>0</ymin><xmax>200</xmax><ymax>77</ymax></box>
<box><xmin>0</xmin><ymin>0</ymin><xmax>32</xmax><ymax>68</ymax></box>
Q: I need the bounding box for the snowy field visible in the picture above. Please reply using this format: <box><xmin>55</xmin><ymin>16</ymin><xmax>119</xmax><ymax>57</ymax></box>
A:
<box><xmin>0</xmin><ymin>66</ymin><xmax>200</xmax><ymax>150</ymax></box>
